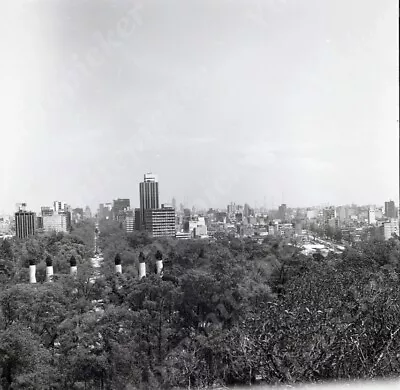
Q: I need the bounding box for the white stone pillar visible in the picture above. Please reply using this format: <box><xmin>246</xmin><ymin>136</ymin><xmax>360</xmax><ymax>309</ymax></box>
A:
<box><xmin>46</xmin><ymin>266</ymin><xmax>54</xmax><ymax>282</ymax></box>
<box><xmin>156</xmin><ymin>259</ymin><xmax>163</xmax><ymax>275</ymax></box>
<box><xmin>115</xmin><ymin>253</ymin><xmax>122</xmax><ymax>274</ymax></box>
<box><xmin>45</xmin><ymin>256</ymin><xmax>53</xmax><ymax>282</ymax></box>
<box><xmin>29</xmin><ymin>264</ymin><xmax>36</xmax><ymax>284</ymax></box>
<box><xmin>139</xmin><ymin>262</ymin><xmax>146</xmax><ymax>279</ymax></box>
<box><xmin>70</xmin><ymin>265</ymin><xmax>77</xmax><ymax>276</ymax></box>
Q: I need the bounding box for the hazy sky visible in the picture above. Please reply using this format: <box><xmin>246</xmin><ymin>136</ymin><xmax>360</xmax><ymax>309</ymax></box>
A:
<box><xmin>1</xmin><ymin>0</ymin><xmax>398</xmax><ymax>214</ymax></box>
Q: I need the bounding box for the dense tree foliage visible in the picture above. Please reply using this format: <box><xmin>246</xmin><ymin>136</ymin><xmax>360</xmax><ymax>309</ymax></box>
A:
<box><xmin>1</xmin><ymin>218</ymin><xmax>400</xmax><ymax>388</ymax></box>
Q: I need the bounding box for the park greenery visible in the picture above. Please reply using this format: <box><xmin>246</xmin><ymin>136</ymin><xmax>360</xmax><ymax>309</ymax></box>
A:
<box><xmin>1</xmin><ymin>218</ymin><xmax>400</xmax><ymax>389</ymax></box>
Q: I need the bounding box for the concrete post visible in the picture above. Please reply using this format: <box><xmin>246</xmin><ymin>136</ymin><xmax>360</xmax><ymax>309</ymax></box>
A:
<box><xmin>29</xmin><ymin>262</ymin><xmax>36</xmax><ymax>284</ymax></box>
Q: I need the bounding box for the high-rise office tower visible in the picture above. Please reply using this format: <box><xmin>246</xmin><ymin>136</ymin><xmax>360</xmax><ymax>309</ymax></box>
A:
<box><xmin>144</xmin><ymin>204</ymin><xmax>176</xmax><ymax>238</ymax></box>
<box><xmin>385</xmin><ymin>200</ymin><xmax>397</xmax><ymax>219</ymax></box>
<box><xmin>139</xmin><ymin>173</ymin><xmax>159</xmax><ymax>229</ymax></box>
<box><xmin>15</xmin><ymin>203</ymin><xmax>36</xmax><ymax>239</ymax></box>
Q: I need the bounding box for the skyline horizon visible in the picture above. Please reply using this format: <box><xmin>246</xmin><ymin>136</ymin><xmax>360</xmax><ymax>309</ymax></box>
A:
<box><xmin>2</xmin><ymin>186</ymin><xmax>399</xmax><ymax>217</ymax></box>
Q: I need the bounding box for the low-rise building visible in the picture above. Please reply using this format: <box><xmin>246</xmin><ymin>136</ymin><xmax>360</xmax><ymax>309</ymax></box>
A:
<box><xmin>43</xmin><ymin>213</ymin><xmax>69</xmax><ymax>233</ymax></box>
<box><xmin>380</xmin><ymin>219</ymin><xmax>399</xmax><ymax>240</ymax></box>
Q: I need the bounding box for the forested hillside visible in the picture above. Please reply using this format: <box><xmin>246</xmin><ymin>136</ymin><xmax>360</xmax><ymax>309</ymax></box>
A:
<box><xmin>1</xmin><ymin>219</ymin><xmax>400</xmax><ymax>389</ymax></box>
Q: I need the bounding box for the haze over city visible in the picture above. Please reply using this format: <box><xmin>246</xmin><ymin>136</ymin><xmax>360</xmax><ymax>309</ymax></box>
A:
<box><xmin>1</xmin><ymin>0</ymin><xmax>398</xmax><ymax>214</ymax></box>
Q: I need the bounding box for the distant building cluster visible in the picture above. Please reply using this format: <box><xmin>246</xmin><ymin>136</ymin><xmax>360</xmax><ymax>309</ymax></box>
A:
<box><xmin>1</xmin><ymin>177</ymin><xmax>398</xmax><ymax>246</ymax></box>
<box><xmin>96</xmin><ymin>173</ymin><xmax>176</xmax><ymax>238</ymax></box>
<box><xmin>304</xmin><ymin>201</ymin><xmax>399</xmax><ymax>242</ymax></box>
<box><xmin>5</xmin><ymin>201</ymin><xmax>93</xmax><ymax>240</ymax></box>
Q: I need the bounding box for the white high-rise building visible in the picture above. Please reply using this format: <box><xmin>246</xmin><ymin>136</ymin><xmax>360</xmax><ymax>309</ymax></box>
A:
<box><xmin>53</xmin><ymin>201</ymin><xmax>67</xmax><ymax>213</ymax></box>
<box><xmin>144</xmin><ymin>204</ymin><xmax>175</xmax><ymax>238</ymax></box>
<box><xmin>125</xmin><ymin>214</ymin><xmax>135</xmax><ymax>233</ymax></box>
<box><xmin>368</xmin><ymin>209</ymin><xmax>376</xmax><ymax>225</ymax></box>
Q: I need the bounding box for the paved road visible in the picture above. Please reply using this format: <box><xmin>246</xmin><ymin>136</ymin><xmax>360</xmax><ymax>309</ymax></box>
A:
<box><xmin>90</xmin><ymin>223</ymin><xmax>103</xmax><ymax>280</ymax></box>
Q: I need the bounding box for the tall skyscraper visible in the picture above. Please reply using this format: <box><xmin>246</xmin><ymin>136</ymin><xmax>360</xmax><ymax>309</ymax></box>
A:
<box><xmin>385</xmin><ymin>200</ymin><xmax>397</xmax><ymax>219</ymax></box>
<box><xmin>15</xmin><ymin>203</ymin><xmax>36</xmax><ymax>239</ymax></box>
<box><xmin>139</xmin><ymin>173</ymin><xmax>159</xmax><ymax>229</ymax></box>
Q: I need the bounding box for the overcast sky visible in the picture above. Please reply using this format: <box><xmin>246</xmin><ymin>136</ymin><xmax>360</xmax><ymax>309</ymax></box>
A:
<box><xmin>1</xmin><ymin>0</ymin><xmax>398</xmax><ymax>214</ymax></box>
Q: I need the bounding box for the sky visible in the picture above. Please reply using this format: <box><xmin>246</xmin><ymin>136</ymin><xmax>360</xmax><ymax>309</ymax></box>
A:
<box><xmin>1</xmin><ymin>0</ymin><xmax>398</xmax><ymax>214</ymax></box>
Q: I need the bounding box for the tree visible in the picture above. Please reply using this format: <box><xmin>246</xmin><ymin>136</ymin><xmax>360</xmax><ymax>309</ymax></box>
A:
<box><xmin>0</xmin><ymin>325</ymin><xmax>53</xmax><ymax>389</ymax></box>
<box><xmin>0</xmin><ymin>240</ymin><xmax>13</xmax><ymax>262</ymax></box>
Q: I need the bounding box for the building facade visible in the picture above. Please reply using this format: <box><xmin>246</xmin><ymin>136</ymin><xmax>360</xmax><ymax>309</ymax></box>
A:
<box><xmin>278</xmin><ymin>204</ymin><xmax>287</xmax><ymax>221</ymax></box>
<box><xmin>72</xmin><ymin>208</ymin><xmax>84</xmax><ymax>223</ymax></box>
<box><xmin>144</xmin><ymin>205</ymin><xmax>175</xmax><ymax>237</ymax></box>
<box><xmin>112</xmin><ymin>199</ymin><xmax>130</xmax><ymax>220</ymax></box>
<box><xmin>385</xmin><ymin>201</ymin><xmax>397</xmax><ymax>219</ymax></box>
<box><xmin>98</xmin><ymin>203</ymin><xmax>113</xmax><ymax>220</ymax></box>
<box><xmin>43</xmin><ymin>213</ymin><xmax>69</xmax><ymax>233</ymax></box>
<box><xmin>0</xmin><ymin>216</ymin><xmax>11</xmax><ymax>235</ymax></box>
<box><xmin>53</xmin><ymin>201</ymin><xmax>66</xmax><ymax>213</ymax></box>
<box><xmin>368</xmin><ymin>209</ymin><xmax>376</xmax><ymax>225</ymax></box>
<box><xmin>84</xmin><ymin>206</ymin><xmax>92</xmax><ymax>219</ymax></box>
<box><xmin>125</xmin><ymin>215</ymin><xmax>135</xmax><ymax>233</ymax></box>
<box><xmin>323</xmin><ymin>207</ymin><xmax>336</xmax><ymax>226</ymax></box>
<box><xmin>380</xmin><ymin>219</ymin><xmax>399</xmax><ymax>240</ymax></box>
<box><xmin>139</xmin><ymin>173</ymin><xmax>159</xmax><ymax>229</ymax></box>
<box><xmin>15</xmin><ymin>204</ymin><xmax>36</xmax><ymax>239</ymax></box>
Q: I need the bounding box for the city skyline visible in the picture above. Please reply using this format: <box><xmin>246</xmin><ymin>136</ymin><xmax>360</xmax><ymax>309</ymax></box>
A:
<box><xmin>1</xmin><ymin>0</ymin><xmax>398</xmax><ymax>213</ymax></box>
<box><xmin>2</xmin><ymin>186</ymin><xmax>399</xmax><ymax>218</ymax></box>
